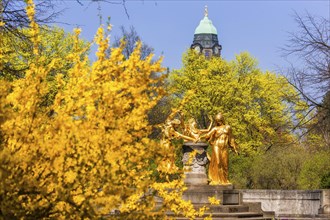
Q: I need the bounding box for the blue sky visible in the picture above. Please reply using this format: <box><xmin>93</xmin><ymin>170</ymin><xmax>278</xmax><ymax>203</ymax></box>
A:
<box><xmin>55</xmin><ymin>0</ymin><xmax>329</xmax><ymax>72</ymax></box>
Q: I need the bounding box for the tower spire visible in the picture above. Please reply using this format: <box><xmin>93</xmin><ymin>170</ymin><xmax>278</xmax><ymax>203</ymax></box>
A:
<box><xmin>191</xmin><ymin>5</ymin><xmax>222</xmax><ymax>58</ymax></box>
<box><xmin>204</xmin><ymin>5</ymin><xmax>208</xmax><ymax>17</ymax></box>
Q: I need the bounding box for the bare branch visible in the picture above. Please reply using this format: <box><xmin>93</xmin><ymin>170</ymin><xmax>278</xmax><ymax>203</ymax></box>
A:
<box><xmin>76</xmin><ymin>0</ymin><xmax>84</xmax><ymax>6</ymax></box>
<box><xmin>112</xmin><ymin>25</ymin><xmax>154</xmax><ymax>60</ymax></box>
<box><xmin>90</xmin><ymin>0</ymin><xmax>130</xmax><ymax>18</ymax></box>
<box><xmin>282</xmin><ymin>12</ymin><xmax>330</xmax><ymax>105</ymax></box>
<box><xmin>281</xmin><ymin>12</ymin><xmax>330</xmax><ymax>145</ymax></box>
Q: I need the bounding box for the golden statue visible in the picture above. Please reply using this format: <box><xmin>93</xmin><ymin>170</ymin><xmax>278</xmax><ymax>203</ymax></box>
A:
<box><xmin>184</xmin><ymin>117</ymin><xmax>213</xmax><ymax>141</ymax></box>
<box><xmin>202</xmin><ymin>112</ymin><xmax>238</xmax><ymax>185</ymax></box>
<box><xmin>159</xmin><ymin>111</ymin><xmax>197</xmax><ymax>173</ymax></box>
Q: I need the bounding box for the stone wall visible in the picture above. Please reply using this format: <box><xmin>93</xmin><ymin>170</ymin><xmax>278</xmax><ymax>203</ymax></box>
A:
<box><xmin>240</xmin><ymin>189</ymin><xmax>330</xmax><ymax>217</ymax></box>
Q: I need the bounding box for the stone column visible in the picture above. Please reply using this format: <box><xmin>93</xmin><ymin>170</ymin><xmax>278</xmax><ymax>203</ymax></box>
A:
<box><xmin>319</xmin><ymin>189</ymin><xmax>330</xmax><ymax>214</ymax></box>
<box><xmin>182</xmin><ymin>142</ymin><xmax>209</xmax><ymax>185</ymax></box>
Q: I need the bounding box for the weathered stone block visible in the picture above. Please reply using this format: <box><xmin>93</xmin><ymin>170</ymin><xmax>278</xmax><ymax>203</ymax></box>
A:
<box><xmin>182</xmin><ymin>142</ymin><xmax>209</xmax><ymax>185</ymax></box>
<box><xmin>241</xmin><ymin>189</ymin><xmax>330</xmax><ymax>218</ymax></box>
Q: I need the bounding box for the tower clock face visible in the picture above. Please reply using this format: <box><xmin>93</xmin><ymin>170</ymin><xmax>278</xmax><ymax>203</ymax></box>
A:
<box><xmin>214</xmin><ymin>47</ymin><xmax>219</xmax><ymax>54</ymax></box>
<box><xmin>214</xmin><ymin>46</ymin><xmax>221</xmax><ymax>55</ymax></box>
<box><xmin>194</xmin><ymin>45</ymin><xmax>201</xmax><ymax>53</ymax></box>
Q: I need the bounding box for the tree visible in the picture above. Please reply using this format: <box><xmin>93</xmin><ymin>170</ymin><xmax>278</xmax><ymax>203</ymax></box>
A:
<box><xmin>0</xmin><ymin>26</ymin><xmax>89</xmax><ymax>78</ymax></box>
<box><xmin>0</xmin><ymin>0</ymin><xmax>90</xmax><ymax>82</ymax></box>
<box><xmin>251</xmin><ymin>146</ymin><xmax>306</xmax><ymax>189</ymax></box>
<box><xmin>112</xmin><ymin>25</ymin><xmax>172</xmax><ymax>139</ymax></box>
<box><xmin>0</xmin><ymin>0</ymin><xmax>113</xmax><ymax>33</ymax></box>
<box><xmin>0</xmin><ymin>0</ymin><xmax>131</xmax><ymax>37</ymax></box>
<box><xmin>298</xmin><ymin>151</ymin><xmax>330</xmax><ymax>189</ymax></box>
<box><xmin>0</xmin><ymin>0</ymin><xmax>61</xmax><ymax>35</ymax></box>
<box><xmin>283</xmin><ymin>12</ymin><xmax>330</xmax><ymax>102</ymax></box>
<box><xmin>112</xmin><ymin>25</ymin><xmax>154</xmax><ymax>60</ymax></box>
<box><xmin>169</xmin><ymin>51</ymin><xmax>307</xmax><ymax>155</ymax></box>
<box><xmin>283</xmin><ymin>13</ymin><xmax>330</xmax><ymax>145</ymax></box>
<box><xmin>1</xmin><ymin>1</ymin><xmax>204</xmax><ymax>218</ymax></box>
<box><xmin>302</xmin><ymin>91</ymin><xmax>330</xmax><ymax>152</ymax></box>
<box><xmin>0</xmin><ymin>26</ymin><xmax>90</xmax><ymax>112</ymax></box>
<box><xmin>315</xmin><ymin>91</ymin><xmax>330</xmax><ymax>148</ymax></box>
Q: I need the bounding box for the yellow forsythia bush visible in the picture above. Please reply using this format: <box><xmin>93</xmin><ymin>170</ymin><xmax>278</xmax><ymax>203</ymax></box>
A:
<box><xmin>0</xmin><ymin>0</ymin><xmax>205</xmax><ymax>219</ymax></box>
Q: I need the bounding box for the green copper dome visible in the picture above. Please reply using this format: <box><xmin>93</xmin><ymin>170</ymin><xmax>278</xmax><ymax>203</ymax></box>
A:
<box><xmin>191</xmin><ymin>6</ymin><xmax>222</xmax><ymax>58</ymax></box>
<box><xmin>194</xmin><ymin>16</ymin><xmax>217</xmax><ymax>35</ymax></box>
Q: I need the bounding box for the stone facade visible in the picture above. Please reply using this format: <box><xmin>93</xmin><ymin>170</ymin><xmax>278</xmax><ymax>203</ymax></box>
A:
<box><xmin>241</xmin><ymin>189</ymin><xmax>330</xmax><ymax>218</ymax></box>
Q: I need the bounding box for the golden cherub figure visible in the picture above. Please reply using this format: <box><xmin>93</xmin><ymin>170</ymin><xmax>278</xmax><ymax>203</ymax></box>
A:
<box><xmin>158</xmin><ymin>110</ymin><xmax>196</xmax><ymax>173</ymax></box>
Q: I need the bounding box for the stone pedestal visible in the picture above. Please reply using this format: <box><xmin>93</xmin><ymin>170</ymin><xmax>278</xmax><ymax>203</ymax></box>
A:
<box><xmin>182</xmin><ymin>185</ymin><xmax>237</xmax><ymax>205</ymax></box>
<box><xmin>169</xmin><ymin>142</ymin><xmax>275</xmax><ymax>219</ymax></box>
<box><xmin>156</xmin><ymin>141</ymin><xmax>276</xmax><ymax>219</ymax></box>
<box><xmin>182</xmin><ymin>142</ymin><xmax>209</xmax><ymax>185</ymax></box>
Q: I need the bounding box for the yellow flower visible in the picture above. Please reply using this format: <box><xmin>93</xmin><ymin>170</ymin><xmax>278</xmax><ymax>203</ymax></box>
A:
<box><xmin>208</xmin><ymin>196</ymin><xmax>220</xmax><ymax>205</ymax></box>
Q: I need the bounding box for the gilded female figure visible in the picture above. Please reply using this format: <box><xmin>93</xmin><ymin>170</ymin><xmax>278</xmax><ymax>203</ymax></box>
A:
<box><xmin>203</xmin><ymin>112</ymin><xmax>238</xmax><ymax>185</ymax></box>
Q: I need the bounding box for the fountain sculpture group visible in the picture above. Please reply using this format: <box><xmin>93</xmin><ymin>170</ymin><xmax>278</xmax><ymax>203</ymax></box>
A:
<box><xmin>160</xmin><ymin>110</ymin><xmax>275</xmax><ymax>219</ymax></box>
<box><xmin>161</xmin><ymin>110</ymin><xmax>238</xmax><ymax>186</ymax></box>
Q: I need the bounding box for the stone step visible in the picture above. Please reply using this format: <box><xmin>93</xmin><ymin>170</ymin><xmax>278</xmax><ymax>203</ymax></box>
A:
<box><xmin>175</xmin><ymin>218</ymin><xmax>272</xmax><ymax>220</ymax></box>
<box><xmin>174</xmin><ymin>215</ymin><xmax>272</xmax><ymax>220</ymax></box>
<box><xmin>276</xmin><ymin>215</ymin><xmax>330</xmax><ymax>220</ymax></box>
<box><xmin>204</xmin><ymin>211</ymin><xmax>264</xmax><ymax>218</ymax></box>
<box><xmin>275</xmin><ymin>218</ymin><xmax>330</xmax><ymax>220</ymax></box>
<box><xmin>168</xmin><ymin>211</ymin><xmax>265</xmax><ymax>219</ymax></box>
<box><xmin>192</xmin><ymin>204</ymin><xmax>250</xmax><ymax>212</ymax></box>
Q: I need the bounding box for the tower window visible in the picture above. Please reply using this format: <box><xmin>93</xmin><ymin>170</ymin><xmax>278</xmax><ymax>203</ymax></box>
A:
<box><xmin>204</xmin><ymin>50</ymin><xmax>210</xmax><ymax>58</ymax></box>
